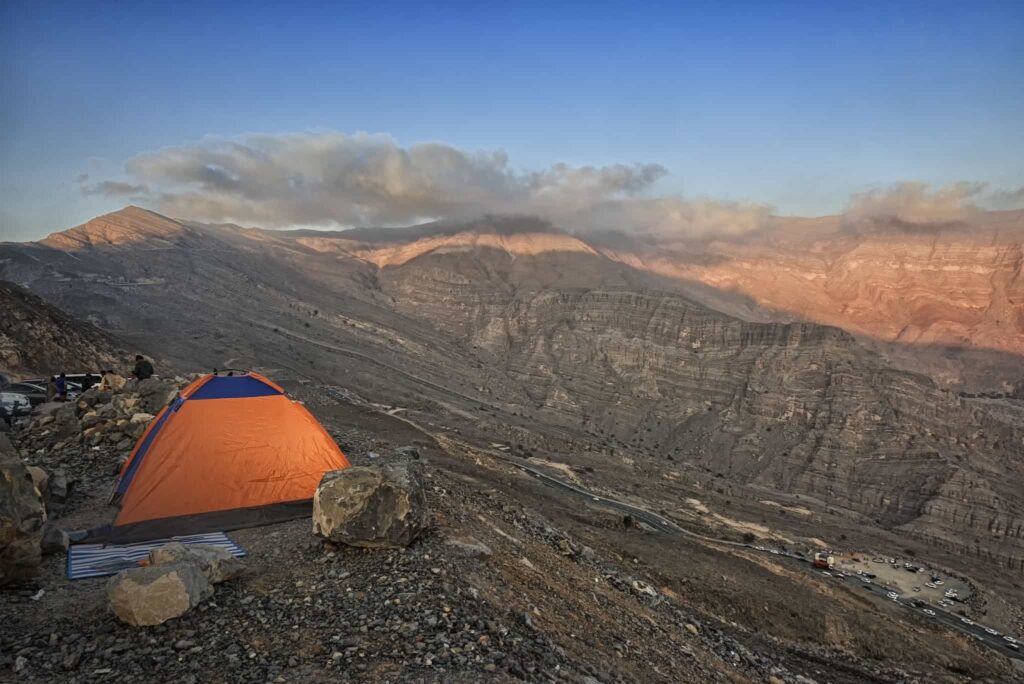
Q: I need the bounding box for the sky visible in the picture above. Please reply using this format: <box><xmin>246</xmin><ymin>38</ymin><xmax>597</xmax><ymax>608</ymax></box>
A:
<box><xmin>1</xmin><ymin>0</ymin><xmax>1023</xmax><ymax>241</ymax></box>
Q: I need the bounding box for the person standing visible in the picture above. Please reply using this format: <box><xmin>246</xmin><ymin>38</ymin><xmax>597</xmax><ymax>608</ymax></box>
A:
<box><xmin>99</xmin><ymin>369</ymin><xmax>126</xmax><ymax>393</ymax></box>
<box><xmin>55</xmin><ymin>373</ymin><xmax>68</xmax><ymax>402</ymax></box>
<box><xmin>131</xmin><ymin>355</ymin><xmax>154</xmax><ymax>381</ymax></box>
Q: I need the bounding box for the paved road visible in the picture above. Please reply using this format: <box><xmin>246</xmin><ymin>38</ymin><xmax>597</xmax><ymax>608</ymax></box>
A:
<box><xmin>820</xmin><ymin>568</ymin><xmax>1022</xmax><ymax>661</ymax></box>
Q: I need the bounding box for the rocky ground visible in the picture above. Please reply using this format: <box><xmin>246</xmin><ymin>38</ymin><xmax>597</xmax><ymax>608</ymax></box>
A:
<box><xmin>3</xmin><ymin>381</ymin><xmax>1020</xmax><ymax>683</ymax></box>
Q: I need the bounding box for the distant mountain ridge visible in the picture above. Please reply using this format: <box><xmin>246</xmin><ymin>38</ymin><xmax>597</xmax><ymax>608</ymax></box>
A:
<box><xmin>11</xmin><ymin>206</ymin><xmax>1024</xmax><ymax>387</ymax></box>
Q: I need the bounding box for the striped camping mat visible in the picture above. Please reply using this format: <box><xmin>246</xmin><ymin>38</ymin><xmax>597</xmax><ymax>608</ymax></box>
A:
<box><xmin>67</xmin><ymin>532</ymin><xmax>245</xmax><ymax>580</ymax></box>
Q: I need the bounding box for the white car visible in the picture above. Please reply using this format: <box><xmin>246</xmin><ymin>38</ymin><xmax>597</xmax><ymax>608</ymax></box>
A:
<box><xmin>821</xmin><ymin>571</ymin><xmax>832</xmax><ymax>577</ymax></box>
<box><xmin>961</xmin><ymin>617</ymin><xmax>974</xmax><ymax>625</ymax></box>
<box><xmin>924</xmin><ymin>582</ymin><xmax>937</xmax><ymax>589</ymax></box>
<box><xmin>934</xmin><ymin>580</ymin><xmax>944</xmax><ymax>586</ymax></box>
<box><xmin>1003</xmin><ymin>636</ymin><xmax>1017</xmax><ymax>643</ymax></box>
<box><xmin>986</xmin><ymin>628</ymin><xmax>1000</xmax><ymax>636</ymax></box>
<box><xmin>923</xmin><ymin>609</ymin><xmax>936</xmax><ymax>617</ymax></box>
<box><xmin>887</xmin><ymin>592</ymin><xmax>898</xmax><ymax>599</ymax></box>
<box><xmin>861</xmin><ymin>577</ymin><xmax>872</xmax><ymax>583</ymax></box>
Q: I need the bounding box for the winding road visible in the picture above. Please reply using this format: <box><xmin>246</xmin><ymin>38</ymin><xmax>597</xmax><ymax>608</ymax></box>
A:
<box><xmin>499</xmin><ymin>451</ymin><xmax>1023</xmax><ymax>662</ymax></box>
<box><xmin>322</xmin><ymin>383</ymin><xmax>1023</xmax><ymax>664</ymax></box>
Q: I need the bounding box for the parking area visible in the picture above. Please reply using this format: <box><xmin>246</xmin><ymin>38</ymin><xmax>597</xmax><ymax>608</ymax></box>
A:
<box><xmin>837</xmin><ymin>555</ymin><xmax>972</xmax><ymax>611</ymax></box>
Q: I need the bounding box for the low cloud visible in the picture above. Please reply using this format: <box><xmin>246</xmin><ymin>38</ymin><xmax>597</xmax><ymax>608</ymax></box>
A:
<box><xmin>843</xmin><ymin>182</ymin><xmax>985</xmax><ymax>228</ymax></box>
<box><xmin>982</xmin><ymin>186</ymin><xmax>1024</xmax><ymax>211</ymax></box>
<box><xmin>83</xmin><ymin>180</ymin><xmax>150</xmax><ymax>197</ymax></box>
<box><xmin>92</xmin><ymin>131</ymin><xmax>773</xmax><ymax>239</ymax></box>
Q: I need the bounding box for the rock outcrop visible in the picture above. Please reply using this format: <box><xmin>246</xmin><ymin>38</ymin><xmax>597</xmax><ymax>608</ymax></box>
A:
<box><xmin>0</xmin><ymin>443</ymin><xmax>47</xmax><ymax>586</ymax></box>
<box><xmin>16</xmin><ymin>378</ymin><xmax>186</xmax><ymax>454</ymax></box>
<box><xmin>313</xmin><ymin>463</ymin><xmax>429</xmax><ymax>548</ymax></box>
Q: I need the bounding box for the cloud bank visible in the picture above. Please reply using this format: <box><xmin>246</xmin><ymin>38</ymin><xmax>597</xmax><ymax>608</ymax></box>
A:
<box><xmin>843</xmin><ymin>182</ymin><xmax>985</xmax><ymax>227</ymax></box>
<box><xmin>89</xmin><ymin>131</ymin><xmax>1024</xmax><ymax>238</ymax></box>
<box><xmin>93</xmin><ymin>131</ymin><xmax>773</xmax><ymax>239</ymax></box>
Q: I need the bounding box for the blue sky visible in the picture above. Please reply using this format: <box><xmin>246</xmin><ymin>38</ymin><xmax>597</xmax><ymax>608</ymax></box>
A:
<box><xmin>2</xmin><ymin>0</ymin><xmax>1023</xmax><ymax>240</ymax></box>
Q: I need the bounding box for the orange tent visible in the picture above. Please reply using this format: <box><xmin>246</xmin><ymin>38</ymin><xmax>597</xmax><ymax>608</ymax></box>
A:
<box><xmin>107</xmin><ymin>372</ymin><xmax>349</xmax><ymax>543</ymax></box>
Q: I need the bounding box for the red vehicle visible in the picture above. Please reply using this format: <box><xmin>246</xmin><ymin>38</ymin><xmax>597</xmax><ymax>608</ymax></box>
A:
<box><xmin>813</xmin><ymin>552</ymin><xmax>835</xmax><ymax>570</ymax></box>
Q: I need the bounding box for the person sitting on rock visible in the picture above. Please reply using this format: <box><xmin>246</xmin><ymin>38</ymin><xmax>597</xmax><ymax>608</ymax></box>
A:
<box><xmin>54</xmin><ymin>373</ymin><xmax>68</xmax><ymax>402</ymax></box>
<box><xmin>99</xmin><ymin>369</ymin><xmax>126</xmax><ymax>393</ymax></box>
<box><xmin>131</xmin><ymin>355</ymin><xmax>154</xmax><ymax>382</ymax></box>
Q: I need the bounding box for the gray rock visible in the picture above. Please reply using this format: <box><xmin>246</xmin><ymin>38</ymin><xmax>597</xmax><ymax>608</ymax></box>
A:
<box><xmin>107</xmin><ymin>561</ymin><xmax>213</xmax><ymax>626</ymax></box>
<box><xmin>0</xmin><ymin>457</ymin><xmax>46</xmax><ymax>586</ymax></box>
<box><xmin>51</xmin><ymin>404</ymin><xmax>79</xmax><ymax>439</ymax></box>
<box><xmin>313</xmin><ymin>462</ymin><xmax>428</xmax><ymax>549</ymax></box>
<box><xmin>80</xmin><ymin>411</ymin><xmax>102</xmax><ymax>429</ymax></box>
<box><xmin>134</xmin><ymin>378</ymin><xmax>178</xmax><ymax>414</ymax></box>
<box><xmin>149</xmin><ymin>543</ymin><xmax>243</xmax><ymax>584</ymax></box>
<box><xmin>40</xmin><ymin>523</ymin><xmax>69</xmax><ymax>555</ymax></box>
<box><xmin>47</xmin><ymin>469</ymin><xmax>69</xmax><ymax>513</ymax></box>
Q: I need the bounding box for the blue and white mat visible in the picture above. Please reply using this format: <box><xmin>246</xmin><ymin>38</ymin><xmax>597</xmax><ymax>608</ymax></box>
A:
<box><xmin>67</xmin><ymin>532</ymin><xmax>245</xmax><ymax>580</ymax></box>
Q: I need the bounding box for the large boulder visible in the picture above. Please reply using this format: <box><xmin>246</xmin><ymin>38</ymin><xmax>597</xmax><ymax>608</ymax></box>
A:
<box><xmin>0</xmin><ymin>456</ymin><xmax>46</xmax><ymax>586</ymax></box>
<box><xmin>313</xmin><ymin>462</ymin><xmax>428</xmax><ymax>548</ymax></box>
<box><xmin>107</xmin><ymin>562</ymin><xmax>213</xmax><ymax>626</ymax></box>
<box><xmin>134</xmin><ymin>378</ymin><xmax>178</xmax><ymax>414</ymax></box>
<box><xmin>149</xmin><ymin>543</ymin><xmax>243</xmax><ymax>584</ymax></box>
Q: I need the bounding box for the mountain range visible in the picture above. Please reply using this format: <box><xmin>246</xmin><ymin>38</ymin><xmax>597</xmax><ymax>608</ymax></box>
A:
<box><xmin>1</xmin><ymin>206</ymin><xmax>1022</xmax><ymax>574</ymax></box>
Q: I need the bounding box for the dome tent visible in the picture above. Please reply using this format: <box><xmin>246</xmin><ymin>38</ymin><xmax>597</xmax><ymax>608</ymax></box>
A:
<box><xmin>106</xmin><ymin>372</ymin><xmax>349</xmax><ymax>543</ymax></box>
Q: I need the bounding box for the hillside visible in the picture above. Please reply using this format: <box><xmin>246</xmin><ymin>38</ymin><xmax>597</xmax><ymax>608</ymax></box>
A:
<box><xmin>0</xmin><ymin>280</ymin><xmax>129</xmax><ymax>378</ymax></box>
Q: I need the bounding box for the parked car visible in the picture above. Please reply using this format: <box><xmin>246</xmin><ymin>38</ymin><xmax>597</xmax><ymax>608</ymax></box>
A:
<box><xmin>5</xmin><ymin>381</ymin><xmax>48</xmax><ymax>406</ymax></box>
<box><xmin>0</xmin><ymin>391</ymin><xmax>32</xmax><ymax>418</ymax></box>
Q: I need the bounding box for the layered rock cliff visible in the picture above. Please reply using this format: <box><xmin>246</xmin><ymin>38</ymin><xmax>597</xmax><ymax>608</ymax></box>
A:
<box><xmin>378</xmin><ymin>252</ymin><xmax>1024</xmax><ymax>572</ymax></box>
<box><xmin>599</xmin><ymin>211</ymin><xmax>1024</xmax><ymax>389</ymax></box>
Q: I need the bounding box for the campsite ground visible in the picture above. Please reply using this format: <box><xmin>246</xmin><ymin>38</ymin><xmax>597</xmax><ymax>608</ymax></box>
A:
<box><xmin>1</xmin><ymin>386</ymin><xmax>1020</xmax><ymax>682</ymax></box>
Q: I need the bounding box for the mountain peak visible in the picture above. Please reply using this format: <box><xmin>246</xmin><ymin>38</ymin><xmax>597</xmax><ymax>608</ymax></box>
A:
<box><xmin>39</xmin><ymin>205</ymin><xmax>187</xmax><ymax>250</ymax></box>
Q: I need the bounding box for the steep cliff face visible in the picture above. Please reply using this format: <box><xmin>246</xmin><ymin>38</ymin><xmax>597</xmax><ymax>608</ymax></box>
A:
<box><xmin>380</xmin><ymin>255</ymin><xmax>1024</xmax><ymax>571</ymax></box>
<box><xmin>605</xmin><ymin>211</ymin><xmax>1024</xmax><ymax>367</ymax></box>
